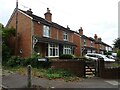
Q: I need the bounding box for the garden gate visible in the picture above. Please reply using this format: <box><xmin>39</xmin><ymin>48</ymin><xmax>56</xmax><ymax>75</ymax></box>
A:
<box><xmin>84</xmin><ymin>60</ymin><xmax>99</xmax><ymax>77</ymax></box>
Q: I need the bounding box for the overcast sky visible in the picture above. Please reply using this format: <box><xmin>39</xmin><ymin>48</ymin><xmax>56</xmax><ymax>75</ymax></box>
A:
<box><xmin>0</xmin><ymin>0</ymin><xmax>119</xmax><ymax>47</ymax></box>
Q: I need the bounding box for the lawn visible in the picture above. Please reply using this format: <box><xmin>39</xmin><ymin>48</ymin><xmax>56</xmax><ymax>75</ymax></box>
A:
<box><xmin>2</xmin><ymin>66</ymin><xmax>81</xmax><ymax>82</ymax></box>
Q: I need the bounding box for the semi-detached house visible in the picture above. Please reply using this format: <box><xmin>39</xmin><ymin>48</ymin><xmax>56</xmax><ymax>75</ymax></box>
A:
<box><xmin>6</xmin><ymin>8</ymin><xmax>112</xmax><ymax>58</ymax></box>
<box><xmin>6</xmin><ymin>8</ymin><xmax>81</xmax><ymax>58</ymax></box>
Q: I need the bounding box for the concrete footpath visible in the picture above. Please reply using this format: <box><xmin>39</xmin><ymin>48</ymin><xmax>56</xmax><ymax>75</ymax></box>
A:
<box><xmin>1</xmin><ymin>73</ymin><xmax>120</xmax><ymax>89</ymax></box>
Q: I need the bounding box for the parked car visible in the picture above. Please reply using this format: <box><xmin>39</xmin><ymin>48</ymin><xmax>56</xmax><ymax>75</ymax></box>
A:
<box><xmin>106</xmin><ymin>55</ymin><xmax>115</xmax><ymax>59</ymax></box>
<box><xmin>84</xmin><ymin>53</ymin><xmax>98</xmax><ymax>61</ymax></box>
<box><xmin>85</xmin><ymin>53</ymin><xmax>115</xmax><ymax>62</ymax></box>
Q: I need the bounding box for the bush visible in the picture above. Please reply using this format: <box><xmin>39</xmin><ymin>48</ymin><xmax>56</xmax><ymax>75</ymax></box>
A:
<box><xmin>117</xmin><ymin>50</ymin><xmax>120</xmax><ymax>59</ymax></box>
<box><xmin>7</xmin><ymin>56</ymin><xmax>24</xmax><ymax>67</ymax></box>
<box><xmin>2</xmin><ymin>44</ymin><xmax>11</xmax><ymax>65</ymax></box>
<box><xmin>23</xmin><ymin>57</ymin><xmax>51</xmax><ymax>68</ymax></box>
<box><xmin>44</xmin><ymin>68</ymin><xmax>74</xmax><ymax>79</ymax></box>
<box><xmin>6</xmin><ymin>54</ymin><xmax>51</xmax><ymax>68</ymax></box>
<box><xmin>59</xmin><ymin>54</ymin><xmax>74</xmax><ymax>59</ymax></box>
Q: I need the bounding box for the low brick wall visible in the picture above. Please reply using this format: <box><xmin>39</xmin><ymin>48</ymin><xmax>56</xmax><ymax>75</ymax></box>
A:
<box><xmin>98</xmin><ymin>60</ymin><xmax>120</xmax><ymax>79</ymax></box>
<box><xmin>51</xmin><ymin>60</ymin><xmax>85</xmax><ymax>77</ymax></box>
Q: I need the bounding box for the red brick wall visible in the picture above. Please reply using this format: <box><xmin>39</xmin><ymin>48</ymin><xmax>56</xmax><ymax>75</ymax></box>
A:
<box><xmin>51</xmin><ymin>60</ymin><xmax>85</xmax><ymax>77</ymax></box>
<box><xmin>57</xmin><ymin>29</ymin><xmax>62</xmax><ymax>41</ymax></box>
<box><xmin>73</xmin><ymin>33</ymin><xmax>80</xmax><ymax>56</ymax></box>
<box><xmin>51</xmin><ymin>27</ymin><xmax>57</xmax><ymax>39</ymax></box>
<box><xmin>68</xmin><ymin>32</ymin><xmax>73</xmax><ymax>42</ymax></box>
<box><xmin>34</xmin><ymin>22</ymin><xmax>43</xmax><ymax>37</ymax></box>
<box><xmin>7</xmin><ymin>10</ymin><xmax>32</xmax><ymax>57</ymax></box>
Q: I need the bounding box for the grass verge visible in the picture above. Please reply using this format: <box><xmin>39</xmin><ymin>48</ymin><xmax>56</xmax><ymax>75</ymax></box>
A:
<box><xmin>2</xmin><ymin>66</ymin><xmax>81</xmax><ymax>82</ymax></box>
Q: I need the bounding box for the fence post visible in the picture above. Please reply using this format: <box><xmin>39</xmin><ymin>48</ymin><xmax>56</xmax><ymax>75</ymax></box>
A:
<box><xmin>27</xmin><ymin>65</ymin><xmax>32</xmax><ymax>88</ymax></box>
<box><xmin>95</xmin><ymin>60</ymin><xmax>98</xmax><ymax>77</ymax></box>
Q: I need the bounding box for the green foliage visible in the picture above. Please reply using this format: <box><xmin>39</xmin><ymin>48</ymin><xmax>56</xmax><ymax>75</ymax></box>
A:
<box><xmin>2</xmin><ymin>43</ymin><xmax>11</xmax><ymax>64</ymax></box>
<box><xmin>2</xmin><ymin>26</ymin><xmax>16</xmax><ymax>65</ymax></box>
<box><xmin>2</xmin><ymin>27</ymin><xmax>15</xmax><ymax>44</ymax></box>
<box><xmin>7</xmin><ymin>56</ymin><xmax>24</xmax><ymax>67</ymax></box>
<box><xmin>104</xmin><ymin>51</ymin><xmax>112</xmax><ymax>55</ymax></box>
<box><xmin>59</xmin><ymin>54</ymin><xmax>74</xmax><ymax>59</ymax></box>
<box><xmin>114</xmin><ymin>38</ymin><xmax>120</xmax><ymax>49</ymax></box>
<box><xmin>117</xmin><ymin>50</ymin><xmax>120</xmax><ymax>58</ymax></box>
<box><xmin>44</xmin><ymin>68</ymin><xmax>74</xmax><ymax>79</ymax></box>
<box><xmin>6</xmin><ymin>55</ymin><xmax>51</xmax><ymax>68</ymax></box>
<box><xmin>3</xmin><ymin>66</ymin><xmax>80</xmax><ymax>82</ymax></box>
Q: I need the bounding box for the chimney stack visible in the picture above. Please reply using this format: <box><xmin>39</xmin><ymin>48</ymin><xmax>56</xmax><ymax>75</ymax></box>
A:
<box><xmin>98</xmin><ymin>38</ymin><xmax>102</xmax><ymax>41</ymax></box>
<box><xmin>26</xmin><ymin>8</ymin><xmax>33</xmax><ymax>14</ymax></box>
<box><xmin>94</xmin><ymin>34</ymin><xmax>98</xmax><ymax>40</ymax></box>
<box><xmin>78</xmin><ymin>27</ymin><xmax>83</xmax><ymax>35</ymax></box>
<box><xmin>67</xmin><ymin>25</ymin><xmax>70</xmax><ymax>30</ymax></box>
<box><xmin>44</xmin><ymin>8</ymin><xmax>52</xmax><ymax>22</ymax></box>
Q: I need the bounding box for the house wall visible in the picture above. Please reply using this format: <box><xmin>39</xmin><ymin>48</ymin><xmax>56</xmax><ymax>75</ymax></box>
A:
<box><xmin>7</xmin><ymin>10</ymin><xmax>32</xmax><ymax>57</ymax></box>
<box><xmin>73</xmin><ymin>33</ymin><xmax>81</xmax><ymax>56</ymax></box>
<box><xmin>51</xmin><ymin>60</ymin><xmax>85</xmax><ymax>77</ymax></box>
<box><xmin>34</xmin><ymin>22</ymin><xmax>43</xmax><ymax>37</ymax></box>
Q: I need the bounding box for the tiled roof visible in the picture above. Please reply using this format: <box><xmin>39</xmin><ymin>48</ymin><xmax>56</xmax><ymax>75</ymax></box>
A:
<box><xmin>19</xmin><ymin>9</ymin><xmax>74</xmax><ymax>33</ymax></box>
<box><xmin>34</xmin><ymin>36</ymin><xmax>76</xmax><ymax>46</ymax></box>
<box><xmin>81</xmin><ymin>35</ymin><xmax>95</xmax><ymax>41</ymax></box>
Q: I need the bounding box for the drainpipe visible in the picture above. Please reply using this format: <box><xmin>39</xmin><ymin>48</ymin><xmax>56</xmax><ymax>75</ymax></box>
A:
<box><xmin>80</xmin><ymin>36</ymin><xmax>82</xmax><ymax>57</ymax></box>
<box><xmin>31</xmin><ymin>20</ymin><xmax>34</xmax><ymax>57</ymax></box>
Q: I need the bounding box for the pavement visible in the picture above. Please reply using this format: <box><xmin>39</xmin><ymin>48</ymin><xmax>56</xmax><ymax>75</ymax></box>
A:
<box><xmin>1</xmin><ymin>71</ymin><xmax>120</xmax><ymax>89</ymax></box>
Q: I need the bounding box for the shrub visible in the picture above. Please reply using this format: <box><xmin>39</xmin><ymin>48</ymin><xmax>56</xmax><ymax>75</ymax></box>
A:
<box><xmin>7</xmin><ymin>56</ymin><xmax>24</xmax><ymax>67</ymax></box>
<box><xmin>59</xmin><ymin>54</ymin><xmax>74</xmax><ymax>59</ymax></box>
<box><xmin>44</xmin><ymin>68</ymin><xmax>74</xmax><ymax>79</ymax></box>
<box><xmin>2</xmin><ymin>44</ymin><xmax>11</xmax><ymax>65</ymax></box>
<box><xmin>117</xmin><ymin>50</ymin><xmax>120</xmax><ymax>59</ymax></box>
<box><xmin>23</xmin><ymin>57</ymin><xmax>51</xmax><ymax>68</ymax></box>
<box><xmin>6</xmin><ymin>54</ymin><xmax>51</xmax><ymax>68</ymax></box>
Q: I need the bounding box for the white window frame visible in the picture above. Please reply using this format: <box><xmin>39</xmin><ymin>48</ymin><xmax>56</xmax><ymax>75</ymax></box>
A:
<box><xmin>63</xmin><ymin>32</ymin><xmax>68</xmax><ymax>41</ymax></box>
<box><xmin>63</xmin><ymin>45</ymin><xmax>72</xmax><ymax>54</ymax></box>
<box><xmin>43</xmin><ymin>25</ymin><xmax>50</xmax><ymax>37</ymax></box>
<box><xmin>48</xmin><ymin>44</ymin><xmax>59</xmax><ymax>57</ymax></box>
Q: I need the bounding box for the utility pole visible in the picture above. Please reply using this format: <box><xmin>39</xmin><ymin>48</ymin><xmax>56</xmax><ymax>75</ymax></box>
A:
<box><xmin>15</xmin><ymin>0</ymin><xmax>18</xmax><ymax>55</ymax></box>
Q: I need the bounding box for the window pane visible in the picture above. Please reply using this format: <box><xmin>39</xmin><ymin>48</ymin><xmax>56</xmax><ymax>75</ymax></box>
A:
<box><xmin>49</xmin><ymin>44</ymin><xmax>59</xmax><ymax>57</ymax></box>
<box><xmin>43</xmin><ymin>25</ymin><xmax>50</xmax><ymax>37</ymax></box>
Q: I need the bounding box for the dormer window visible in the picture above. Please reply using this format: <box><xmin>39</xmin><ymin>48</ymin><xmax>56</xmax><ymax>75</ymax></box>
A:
<box><xmin>63</xmin><ymin>32</ymin><xmax>68</xmax><ymax>41</ymax></box>
<box><xmin>43</xmin><ymin>25</ymin><xmax>50</xmax><ymax>37</ymax></box>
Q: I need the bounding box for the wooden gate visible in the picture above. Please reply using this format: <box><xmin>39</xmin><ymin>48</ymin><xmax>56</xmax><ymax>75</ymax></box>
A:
<box><xmin>84</xmin><ymin>60</ymin><xmax>98</xmax><ymax>77</ymax></box>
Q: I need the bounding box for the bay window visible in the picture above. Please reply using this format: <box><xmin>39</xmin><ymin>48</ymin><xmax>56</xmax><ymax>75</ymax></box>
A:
<box><xmin>63</xmin><ymin>45</ymin><xmax>73</xmax><ymax>54</ymax></box>
<box><xmin>48</xmin><ymin>44</ymin><xmax>59</xmax><ymax>57</ymax></box>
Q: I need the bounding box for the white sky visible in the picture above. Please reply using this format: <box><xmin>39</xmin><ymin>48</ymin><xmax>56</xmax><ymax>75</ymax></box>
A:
<box><xmin>0</xmin><ymin>0</ymin><xmax>119</xmax><ymax>47</ymax></box>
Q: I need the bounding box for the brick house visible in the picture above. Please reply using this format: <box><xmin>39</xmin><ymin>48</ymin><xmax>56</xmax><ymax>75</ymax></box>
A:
<box><xmin>6</xmin><ymin>8</ymin><xmax>112</xmax><ymax>58</ymax></box>
<box><xmin>76</xmin><ymin>28</ymin><xmax>112</xmax><ymax>55</ymax></box>
<box><xmin>94</xmin><ymin>34</ymin><xmax>112</xmax><ymax>54</ymax></box>
<box><xmin>6</xmin><ymin>8</ymin><xmax>82</xmax><ymax>58</ymax></box>
<box><xmin>78</xmin><ymin>27</ymin><xmax>96</xmax><ymax>55</ymax></box>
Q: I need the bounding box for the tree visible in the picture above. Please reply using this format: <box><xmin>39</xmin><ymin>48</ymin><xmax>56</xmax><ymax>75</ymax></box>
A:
<box><xmin>1</xmin><ymin>25</ymin><xmax>15</xmax><ymax>64</ymax></box>
<box><xmin>113</xmin><ymin>38</ymin><xmax>120</xmax><ymax>49</ymax></box>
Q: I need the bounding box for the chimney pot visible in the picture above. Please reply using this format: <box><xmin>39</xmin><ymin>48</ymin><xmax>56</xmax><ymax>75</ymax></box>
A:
<box><xmin>44</xmin><ymin>8</ymin><xmax>52</xmax><ymax>22</ymax></box>
<box><xmin>94</xmin><ymin>34</ymin><xmax>98</xmax><ymax>40</ymax></box>
<box><xmin>67</xmin><ymin>25</ymin><xmax>70</xmax><ymax>29</ymax></box>
<box><xmin>27</xmin><ymin>8</ymin><xmax>33</xmax><ymax>14</ymax></box>
<box><xmin>78</xmin><ymin>27</ymin><xmax>83</xmax><ymax>35</ymax></box>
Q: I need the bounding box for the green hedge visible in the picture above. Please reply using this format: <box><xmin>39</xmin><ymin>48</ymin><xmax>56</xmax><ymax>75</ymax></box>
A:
<box><xmin>59</xmin><ymin>54</ymin><xmax>74</xmax><ymax>59</ymax></box>
<box><xmin>117</xmin><ymin>50</ymin><xmax>120</xmax><ymax>59</ymax></box>
<box><xmin>6</xmin><ymin>56</ymin><xmax>51</xmax><ymax>68</ymax></box>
